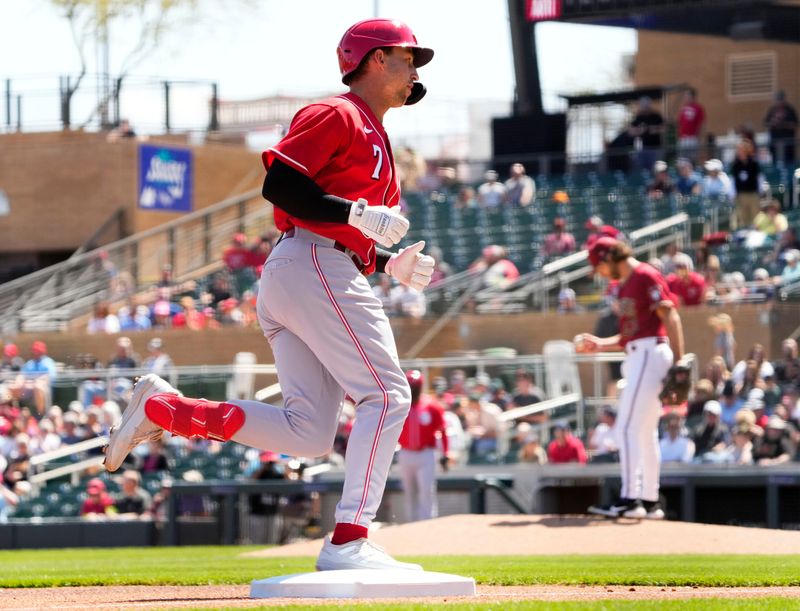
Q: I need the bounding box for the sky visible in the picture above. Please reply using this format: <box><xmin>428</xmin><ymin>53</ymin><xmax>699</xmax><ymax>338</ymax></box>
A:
<box><xmin>0</xmin><ymin>0</ymin><xmax>637</xmax><ymax>156</ymax></box>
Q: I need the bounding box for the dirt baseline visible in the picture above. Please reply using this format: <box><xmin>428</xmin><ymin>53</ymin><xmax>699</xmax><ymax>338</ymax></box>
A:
<box><xmin>5</xmin><ymin>515</ymin><xmax>800</xmax><ymax>609</ymax></box>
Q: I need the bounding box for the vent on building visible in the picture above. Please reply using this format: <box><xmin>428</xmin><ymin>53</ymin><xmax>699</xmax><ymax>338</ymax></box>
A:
<box><xmin>726</xmin><ymin>52</ymin><xmax>776</xmax><ymax>101</ymax></box>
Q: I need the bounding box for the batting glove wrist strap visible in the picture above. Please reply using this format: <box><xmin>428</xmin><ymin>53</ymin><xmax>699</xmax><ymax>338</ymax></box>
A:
<box><xmin>348</xmin><ymin>198</ymin><xmax>410</xmax><ymax>248</ymax></box>
<box><xmin>386</xmin><ymin>240</ymin><xmax>435</xmax><ymax>291</ymax></box>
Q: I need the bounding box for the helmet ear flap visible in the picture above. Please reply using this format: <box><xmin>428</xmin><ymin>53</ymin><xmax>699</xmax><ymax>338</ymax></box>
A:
<box><xmin>405</xmin><ymin>82</ymin><xmax>427</xmax><ymax>105</ymax></box>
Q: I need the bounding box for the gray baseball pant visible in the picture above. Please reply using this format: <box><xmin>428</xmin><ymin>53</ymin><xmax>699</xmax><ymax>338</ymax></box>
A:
<box><xmin>397</xmin><ymin>448</ymin><xmax>438</xmax><ymax>522</ymax></box>
<box><xmin>229</xmin><ymin>228</ymin><xmax>411</xmax><ymax>528</ymax></box>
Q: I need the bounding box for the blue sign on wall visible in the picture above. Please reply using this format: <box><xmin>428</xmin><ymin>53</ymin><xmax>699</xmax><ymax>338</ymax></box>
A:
<box><xmin>138</xmin><ymin>145</ymin><xmax>193</xmax><ymax>212</ymax></box>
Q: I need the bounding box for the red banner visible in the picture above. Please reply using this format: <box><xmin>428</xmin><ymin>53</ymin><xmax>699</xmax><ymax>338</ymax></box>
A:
<box><xmin>526</xmin><ymin>0</ymin><xmax>562</xmax><ymax>21</ymax></box>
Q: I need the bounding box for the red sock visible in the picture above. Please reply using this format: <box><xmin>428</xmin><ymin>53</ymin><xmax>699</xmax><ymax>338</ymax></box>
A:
<box><xmin>331</xmin><ymin>522</ymin><xmax>368</xmax><ymax>545</ymax></box>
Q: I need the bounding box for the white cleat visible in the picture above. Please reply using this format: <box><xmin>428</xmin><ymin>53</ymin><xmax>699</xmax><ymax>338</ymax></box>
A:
<box><xmin>315</xmin><ymin>537</ymin><xmax>423</xmax><ymax>572</ymax></box>
<box><xmin>103</xmin><ymin>374</ymin><xmax>180</xmax><ymax>472</ymax></box>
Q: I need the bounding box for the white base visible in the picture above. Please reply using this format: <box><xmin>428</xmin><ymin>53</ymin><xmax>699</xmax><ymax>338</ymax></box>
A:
<box><xmin>249</xmin><ymin>569</ymin><xmax>476</xmax><ymax>599</ymax></box>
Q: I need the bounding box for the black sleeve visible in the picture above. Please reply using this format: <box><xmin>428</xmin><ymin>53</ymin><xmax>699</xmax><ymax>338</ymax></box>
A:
<box><xmin>375</xmin><ymin>248</ymin><xmax>392</xmax><ymax>274</ymax></box>
<box><xmin>262</xmin><ymin>159</ymin><xmax>352</xmax><ymax>223</ymax></box>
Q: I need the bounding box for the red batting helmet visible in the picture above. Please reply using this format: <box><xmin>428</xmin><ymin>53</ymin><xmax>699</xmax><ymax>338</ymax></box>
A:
<box><xmin>405</xmin><ymin>369</ymin><xmax>424</xmax><ymax>392</ymax></box>
<box><xmin>587</xmin><ymin>236</ymin><xmax>618</xmax><ymax>268</ymax></box>
<box><xmin>337</xmin><ymin>18</ymin><xmax>434</xmax><ymax>84</ymax></box>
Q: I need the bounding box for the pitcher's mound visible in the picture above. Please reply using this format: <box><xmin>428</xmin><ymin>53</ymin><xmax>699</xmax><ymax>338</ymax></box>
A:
<box><xmin>243</xmin><ymin>514</ymin><xmax>800</xmax><ymax>557</ymax></box>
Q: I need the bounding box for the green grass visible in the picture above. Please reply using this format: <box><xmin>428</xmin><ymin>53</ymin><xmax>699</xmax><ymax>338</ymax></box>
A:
<box><xmin>1</xmin><ymin>547</ymin><xmax>799</xmax><ymax>589</ymax></box>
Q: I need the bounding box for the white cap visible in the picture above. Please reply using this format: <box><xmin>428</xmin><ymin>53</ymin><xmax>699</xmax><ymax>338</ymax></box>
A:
<box><xmin>747</xmin><ymin>388</ymin><xmax>765</xmax><ymax>402</ymax></box>
<box><xmin>753</xmin><ymin>268</ymin><xmax>769</xmax><ymax>280</ymax></box>
<box><xmin>704</xmin><ymin>159</ymin><xmax>723</xmax><ymax>172</ymax></box>
<box><xmin>703</xmin><ymin>400</ymin><xmax>722</xmax><ymax>416</ymax></box>
<box><xmin>654</xmin><ymin>160</ymin><xmax>668</xmax><ymax>173</ymax></box>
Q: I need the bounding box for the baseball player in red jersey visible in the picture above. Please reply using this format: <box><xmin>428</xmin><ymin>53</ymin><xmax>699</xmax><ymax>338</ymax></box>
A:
<box><xmin>575</xmin><ymin>237</ymin><xmax>685</xmax><ymax>519</ymax></box>
<box><xmin>104</xmin><ymin>18</ymin><xmax>435</xmax><ymax>571</ymax></box>
<box><xmin>397</xmin><ymin>370</ymin><xmax>450</xmax><ymax>522</ymax></box>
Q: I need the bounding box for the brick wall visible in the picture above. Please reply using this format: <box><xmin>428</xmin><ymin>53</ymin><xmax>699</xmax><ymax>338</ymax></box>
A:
<box><xmin>635</xmin><ymin>31</ymin><xmax>800</xmax><ymax>139</ymax></box>
<box><xmin>0</xmin><ymin>132</ymin><xmax>261</xmax><ymax>254</ymax></box>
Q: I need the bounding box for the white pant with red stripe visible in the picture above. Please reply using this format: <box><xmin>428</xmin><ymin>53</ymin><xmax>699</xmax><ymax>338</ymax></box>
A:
<box><xmin>617</xmin><ymin>337</ymin><xmax>673</xmax><ymax>502</ymax></box>
<box><xmin>229</xmin><ymin>228</ymin><xmax>410</xmax><ymax>528</ymax></box>
<box><xmin>397</xmin><ymin>448</ymin><xmax>437</xmax><ymax>522</ymax></box>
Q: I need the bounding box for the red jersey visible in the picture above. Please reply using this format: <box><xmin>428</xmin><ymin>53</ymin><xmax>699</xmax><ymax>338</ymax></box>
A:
<box><xmin>617</xmin><ymin>263</ymin><xmax>677</xmax><ymax>346</ymax></box>
<box><xmin>223</xmin><ymin>246</ymin><xmax>252</xmax><ymax>271</ymax></box>
<box><xmin>667</xmin><ymin>272</ymin><xmax>706</xmax><ymax>306</ymax></box>
<box><xmin>262</xmin><ymin>93</ymin><xmax>401</xmax><ymax>275</ymax></box>
<box><xmin>547</xmin><ymin>436</ymin><xmax>587</xmax><ymax>464</ymax></box>
<box><xmin>678</xmin><ymin>102</ymin><xmax>705</xmax><ymax>138</ymax></box>
<box><xmin>398</xmin><ymin>396</ymin><xmax>449</xmax><ymax>454</ymax></box>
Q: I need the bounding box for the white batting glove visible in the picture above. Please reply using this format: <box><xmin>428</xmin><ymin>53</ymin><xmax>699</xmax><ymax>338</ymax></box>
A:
<box><xmin>386</xmin><ymin>241</ymin><xmax>436</xmax><ymax>291</ymax></box>
<box><xmin>348</xmin><ymin>198</ymin><xmax>410</xmax><ymax>248</ymax></box>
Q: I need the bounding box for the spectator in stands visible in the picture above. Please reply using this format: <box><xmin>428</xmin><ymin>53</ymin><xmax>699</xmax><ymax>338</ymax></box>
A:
<box><xmin>517</xmin><ymin>430</ymin><xmax>547</xmax><ymax>464</ymax></box>
<box><xmin>107</xmin><ymin>118</ymin><xmax>136</xmax><ymax>140</ymax></box>
<box><xmin>666</xmin><ymin>253</ymin><xmax>706</xmax><ymax>306</ymax></box>
<box><xmin>763</xmin><ymin>374</ymin><xmax>783</xmax><ymax>412</ymax></box>
<box><xmin>218</xmin><ymin>297</ymin><xmax>243</xmax><ymax>326</ymax></box>
<box><xmin>719</xmin><ymin>381</ymin><xmax>743</xmax><ymax>428</ymax></box>
<box><xmin>139</xmin><ymin>439</ymin><xmax>169</xmax><ymax>474</ymax></box>
<box><xmin>701</xmin><ymin>159</ymin><xmax>735</xmax><ymax>200</ymax></box>
<box><xmin>751</xmin><ymin>199</ymin><xmax>788</xmax><ymax>239</ymax></box>
<box><xmin>80</xmin><ymin>478</ymin><xmax>115</xmax><ymax>518</ymax></box>
<box><xmin>427</xmin><ymin>246</ymin><xmax>452</xmax><ymax>285</ymax></box>
<box><xmin>208</xmin><ymin>273</ymin><xmax>233</xmax><ymax>307</ymax></box>
<box><xmin>504</xmin><ymin>163</ymin><xmax>536</xmax><ymax>207</ymax></box>
<box><xmin>4</xmin><ymin>433</ymin><xmax>32</xmax><ymax>485</ymax></box>
<box><xmin>1</xmin><ymin>344</ymin><xmax>23</xmax><ymax>373</ymax></box>
<box><xmin>725</xmin><ymin>425</ymin><xmax>754</xmax><ymax>465</ymax></box>
<box><xmin>114</xmin><ymin>469</ymin><xmax>152</xmax><ymax>518</ymax></box>
<box><xmin>172</xmin><ymin>296</ymin><xmax>205</xmax><ymax>330</ymax></box>
<box><xmin>151</xmin><ymin>293</ymin><xmax>174</xmax><ymax>329</ymax></box>
<box><xmin>732</xmin><ymin>343</ymin><xmax>774</xmax><ymax>387</ymax></box>
<box><xmin>588</xmin><ymin>407</ymin><xmax>618</xmax><ymax>463</ymax></box>
<box><xmin>582</xmin><ymin>216</ymin><xmax>621</xmax><ymax>249</ymax></box>
<box><xmin>108</xmin><ymin>337</ymin><xmax>138</xmax><ymax>370</ymax></box>
<box><xmin>676</xmin><ymin>88</ymin><xmax>705</xmax><ymax>161</ymax></box>
<box><xmin>692</xmin><ymin>400</ymin><xmax>729</xmax><ymax>462</ymax></box>
<box><xmin>223</xmin><ymin>233</ymin><xmax>257</xmax><ymax>297</ymax></box>
<box><xmin>14</xmin><ymin>341</ymin><xmax>57</xmax><ymax>416</ymax></box>
<box><xmin>547</xmin><ymin>421</ymin><xmax>587</xmax><ymax>464</ymax></box>
<box><xmin>675</xmin><ymin>158</ymin><xmax>702</xmax><ymax>196</ymax></box>
<box><xmin>701</xmin><ymin>254</ymin><xmax>722</xmax><ymax>296</ymax></box>
<box><xmin>646</xmin><ymin>160</ymin><xmax>675</xmax><ymax>198</ymax></box>
<box><xmin>392</xmin><ymin>285</ymin><xmax>426</xmax><ymax>319</ymax></box>
<box><xmin>557</xmin><ymin>287</ymin><xmax>584</xmax><ymax>313</ymax></box>
<box><xmin>472</xmin><ymin>245</ymin><xmax>519</xmax><ymax>290</ymax></box>
<box><xmin>455</xmin><ymin>186</ymin><xmax>478</xmax><ymax>209</ymax></box>
<box><xmin>753</xmin><ymin>415</ymin><xmax>793</xmax><ymax>466</ymax></box>
<box><xmin>0</xmin><ymin>457</ymin><xmax>19</xmax><ymax>523</ymax></box>
<box><xmin>736</xmin><ymin>361</ymin><xmax>765</xmax><ymax>400</ymax></box>
<box><xmin>129</xmin><ymin>305</ymin><xmax>152</xmax><ymax>331</ymax></box>
<box><xmin>731</xmin><ymin>140</ymin><xmax>762</xmax><ymax>230</ymax></box>
<box><xmin>750</xmin><ymin>268</ymin><xmax>776</xmax><ymax>301</ymax></box>
<box><xmin>774</xmin><ymin>339</ymin><xmax>800</xmax><ymax>389</ymax></box>
<box><xmin>463</xmin><ymin>393</ymin><xmax>503</xmax><ymax>461</ymax></box>
<box><xmin>778</xmin><ymin>249</ymin><xmax>800</xmax><ymax>287</ymax></box>
<box><xmin>86</xmin><ymin>301</ymin><xmax>120</xmax><ymax>335</ymax></box>
<box><xmin>708</xmin><ymin>314</ymin><xmax>736</xmax><ymax>370</ymax></box>
<box><xmin>541</xmin><ymin>217</ymin><xmax>576</xmax><ymax>259</ymax></box>
<box><xmin>660</xmin><ymin>412</ymin><xmax>695</xmax><ymax>464</ymax></box>
<box><xmin>659</xmin><ymin>241</ymin><xmax>685</xmax><ymax>276</ymax></box>
<box><xmin>763</xmin><ymin>90</ymin><xmax>797</xmax><ymax>165</ymax></box>
<box><xmin>628</xmin><ymin>96</ymin><xmax>664</xmax><ymax>171</ymax></box>
<box><xmin>744</xmin><ymin>392</ymin><xmax>769</xmax><ymax>429</ymax></box>
<box><xmin>248</xmin><ymin>233</ymin><xmax>276</xmax><ymax>275</ymax></box>
<box><xmin>509</xmin><ymin>369</ymin><xmax>545</xmax><ymax>409</ymax></box>
<box><xmin>477</xmin><ymin>170</ymin><xmax>507</xmax><ymax>209</ymax></box>
<box><xmin>142</xmin><ymin>338</ymin><xmax>174</xmax><ymax>378</ymax></box>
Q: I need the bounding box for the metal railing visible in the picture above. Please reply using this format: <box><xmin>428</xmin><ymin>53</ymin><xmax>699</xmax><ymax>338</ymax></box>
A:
<box><xmin>0</xmin><ymin>186</ymin><xmax>267</xmax><ymax>334</ymax></box>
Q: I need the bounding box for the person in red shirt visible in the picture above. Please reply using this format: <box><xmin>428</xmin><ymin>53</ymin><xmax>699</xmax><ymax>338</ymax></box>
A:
<box><xmin>396</xmin><ymin>370</ymin><xmax>450</xmax><ymax>522</ymax></box>
<box><xmin>575</xmin><ymin>237</ymin><xmax>685</xmax><ymax>520</ymax></box>
<box><xmin>223</xmin><ymin>233</ymin><xmax>257</xmax><ymax>297</ymax></box>
<box><xmin>666</xmin><ymin>253</ymin><xmax>707</xmax><ymax>306</ymax></box>
<box><xmin>80</xmin><ymin>478</ymin><xmax>114</xmax><ymax>518</ymax></box>
<box><xmin>582</xmin><ymin>216</ymin><xmax>622</xmax><ymax>250</ymax></box>
<box><xmin>677</xmin><ymin>88</ymin><xmax>705</xmax><ymax>162</ymax></box>
<box><xmin>546</xmin><ymin>422</ymin><xmax>587</xmax><ymax>464</ymax></box>
<box><xmin>104</xmin><ymin>18</ymin><xmax>435</xmax><ymax>573</ymax></box>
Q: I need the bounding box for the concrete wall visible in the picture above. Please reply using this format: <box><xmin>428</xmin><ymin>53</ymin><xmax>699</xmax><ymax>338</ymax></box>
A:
<box><xmin>9</xmin><ymin>302</ymin><xmax>794</xmax><ymax>374</ymax></box>
<box><xmin>0</xmin><ymin>132</ymin><xmax>261</xmax><ymax>255</ymax></box>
